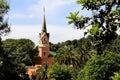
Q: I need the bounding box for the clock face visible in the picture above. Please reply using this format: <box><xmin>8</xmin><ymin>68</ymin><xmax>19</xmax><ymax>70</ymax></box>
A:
<box><xmin>39</xmin><ymin>33</ymin><xmax>49</xmax><ymax>46</ymax></box>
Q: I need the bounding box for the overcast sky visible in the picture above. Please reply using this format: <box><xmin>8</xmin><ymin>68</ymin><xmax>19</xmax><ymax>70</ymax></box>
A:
<box><xmin>2</xmin><ymin>0</ymin><xmax>92</xmax><ymax>45</ymax></box>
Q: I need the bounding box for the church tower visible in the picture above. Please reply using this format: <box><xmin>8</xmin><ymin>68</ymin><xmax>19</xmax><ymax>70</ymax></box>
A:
<box><xmin>27</xmin><ymin>9</ymin><xmax>54</xmax><ymax>79</ymax></box>
<box><xmin>38</xmin><ymin>13</ymin><xmax>50</xmax><ymax>66</ymax></box>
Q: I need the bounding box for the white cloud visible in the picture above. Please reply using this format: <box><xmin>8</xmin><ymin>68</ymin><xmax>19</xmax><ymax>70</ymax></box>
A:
<box><xmin>28</xmin><ymin>0</ymin><xmax>75</xmax><ymax>16</ymax></box>
<box><xmin>48</xmin><ymin>25</ymin><xmax>85</xmax><ymax>42</ymax></box>
<box><xmin>2</xmin><ymin>24</ymin><xmax>85</xmax><ymax>45</ymax></box>
<box><xmin>10</xmin><ymin>13</ymin><xmax>34</xmax><ymax>19</ymax></box>
<box><xmin>9</xmin><ymin>0</ymin><xmax>92</xmax><ymax>21</ymax></box>
<box><xmin>10</xmin><ymin>0</ymin><xmax>75</xmax><ymax>19</ymax></box>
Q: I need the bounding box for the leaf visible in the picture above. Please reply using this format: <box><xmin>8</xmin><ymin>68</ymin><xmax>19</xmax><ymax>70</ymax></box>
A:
<box><xmin>76</xmin><ymin>0</ymin><xmax>87</xmax><ymax>4</ymax></box>
<box><xmin>66</xmin><ymin>11</ymin><xmax>82</xmax><ymax>25</ymax></box>
<box><xmin>89</xmin><ymin>23</ymin><xmax>99</xmax><ymax>35</ymax></box>
<box><xmin>68</xmin><ymin>20</ymin><xmax>74</xmax><ymax>24</ymax></box>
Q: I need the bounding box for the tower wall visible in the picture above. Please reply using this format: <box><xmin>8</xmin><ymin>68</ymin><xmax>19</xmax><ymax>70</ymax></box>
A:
<box><xmin>38</xmin><ymin>47</ymin><xmax>50</xmax><ymax>58</ymax></box>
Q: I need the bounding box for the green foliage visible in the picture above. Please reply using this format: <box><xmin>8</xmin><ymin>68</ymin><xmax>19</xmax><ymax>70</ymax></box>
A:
<box><xmin>89</xmin><ymin>23</ymin><xmax>99</xmax><ymax>35</ymax></box>
<box><xmin>55</xmin><ymin>45</ymin><xmax>80</xmax><ymax>68</ymax></box>
<box><xmin>48</xmin><ymin>62</ymin><xmax>72</xmax><ymax>80</ymax></box>
<box><xmin>77</xmin><ymin>51</ymin><xmax>120</xmax><ymax>80</ymax></box>
<box><xmin>67</xmin><ymin>0</ymin><xmax>120</xmax><ymax>54</ymax></box>
<box><xmin>0</xmin><ymin>38</ymin><xmax>36</xmax><ymax>80</ymax></box>
<box><xmin>50</xmin><ymin>33</ymin><xmax>120</xmax><ymax>80</ymax></box>
<box><xmin>32</xmin><ymin>63</ymin><xmax>48</xmax><ymax>80</ymax></box>
<box><xmin>66</xmin><ymin>11</ymin><xmax>83</xmax><ymax>25</ymax></box>
<box><xmin>50</xmin><ymin>42</ymin><xmax>60</xmax><ymax>53</ymax></box>
<box><xmin>51</xmin><ymin>35</ymin><xmax>96</xmax><ymax>66</ymax></box>
<box><xmin>51</xmin><ymin>36</ymin><xmax>97</xmax><ymax>80</ymax></box>
<box><xmin>50</xmin><ymin>35</ymin><xmax>94</xmax><ymax>53</ymax></box>
<box><xmin>111</xmin><ymin>71</ymin><xmax>120</xmax><ymax>80</ymax></box>
<box><xmin>2</xmin><ymin>38</ymin><xmax>36</xmax><ymax>65</ymax></box>
<box><xmin>105</xmin><ymin>36</ymin><xmax>120</xmax><ymax>53</ymax></box>
<box><xmin>0</xmin><ymin>0</ymin><xmax>18</xmax><ymax>80</ymax></box>
<box><xmin>0</xmin><ymin>0</ymin><xmax>10</xmax><ymax>36</ymax></box>
<box><xmin>76</xmin><ymin>0</ymin><xmax>106</xmax><ymax>10</ymax></box>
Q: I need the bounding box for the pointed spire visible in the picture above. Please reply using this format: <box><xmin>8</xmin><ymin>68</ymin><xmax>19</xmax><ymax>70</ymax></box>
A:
<box><xmin>42</xmin><ymin>8</ymin><xmax>47</xmax><ymax>33</ymax></box>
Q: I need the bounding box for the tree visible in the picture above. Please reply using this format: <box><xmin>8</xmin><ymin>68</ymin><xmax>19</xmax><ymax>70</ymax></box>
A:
<box><xmin>105</xmin><ymin>35</ymin><xmax>120</xmax><ymax>53</ymax></box>
<box><xmin>0</xmin><ymin>0</ymin><xmax>12</xmax><ymax>80</ymax></box>
<box><xmin>2</xmin><ymin>38</ymin><xmax>36</xmax><ymax>66</ymax></box>
<box><xmin>67</xmin><ymin>0</ymin><xmax>120</xmax><ymax>54</ymax></box>
<box><xmin>77</xmin><ymin>51</ymin><xmax>120</xmax><ymax>80</ymax></box>
<box><xmin>74</xmin><ymin>36</ymin><xmax>96</xmax><ymax>66</ymax></box>
<box><xmin>48</xmin><ymin>62</ymin><xmax>72</xmax><ymax>80</ymax></box>
<box><xmin>0</xmin><ymin>38</ymin><xmax>36</xmax><ymax>80</ymax></box>
<box><xmin>55</xmin><ymin>45</ymin><xmax>80</xmax><ymax>68</ymax></box>
<box><xmin>32</xmin><ymin>63</ymin><xmax>48</xmax><ymax>80</ymax></box>
<box><xmin>0</xmin><ymin>0</ymin><xmax>10</xmax><ymax>36</ymax></box>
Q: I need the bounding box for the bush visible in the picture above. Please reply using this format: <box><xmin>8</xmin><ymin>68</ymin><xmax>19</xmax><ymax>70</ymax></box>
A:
<box><xmin>77</xmin><ymin>51</ymin><xmax>120</xmax><ymax>80</ymax></box>
<box><xmin>48</xmin><ymin>62</ymin><xmax>72</xmax><ymax>80</ymax></box>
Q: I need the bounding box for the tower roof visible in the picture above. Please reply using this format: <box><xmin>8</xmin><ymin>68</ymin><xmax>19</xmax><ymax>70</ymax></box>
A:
<box><xmin>41</xmin><ymin>15</ymin><xmax>47</xmax><ymax>33</ymax></box>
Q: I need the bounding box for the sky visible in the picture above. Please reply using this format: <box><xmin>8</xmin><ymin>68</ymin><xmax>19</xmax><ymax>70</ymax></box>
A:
<box><xmin>2</xmin><ymin>0</ymin><xmax>92</xmax><ymax>45</ymax></box>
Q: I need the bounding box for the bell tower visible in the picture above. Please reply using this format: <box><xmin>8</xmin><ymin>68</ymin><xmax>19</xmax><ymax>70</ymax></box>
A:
<box><xmin>27</xmin><ymin>9</ymin><xmax>54</xmax><ymax>78</ymax></box>
<box><xmin>38</xmin><ymin>9</ymin><xmax>50</xmax><ymax>59</ymax></box>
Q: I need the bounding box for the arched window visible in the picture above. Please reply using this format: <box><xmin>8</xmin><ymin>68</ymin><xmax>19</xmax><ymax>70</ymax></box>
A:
<box><xmin>43</xmin><ymin>52</ymin><xmax>46</xmax><ymax>56</ymax></box>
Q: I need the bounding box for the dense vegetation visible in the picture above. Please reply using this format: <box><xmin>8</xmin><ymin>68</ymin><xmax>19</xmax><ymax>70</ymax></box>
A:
<box><xmin>50</xmin><ymin>35</ymin><xmax>120</xmax><ymax>54</ymax></box>
<box><xmin>67</xmin><ymin>0</ymin><xmax>120</xmax><ymax>55</ymax></box>
<box><xmin>47</xmin><ymin>0</ymin><xmax>120</xmax><ymax>80</ymax></box>
<box><xmin>49</xmin><ymin>35</ymin><xmax>120</xmax><ymax>80</ymax></box>
<box><xmin>1</xmin><ymin>35</ymin><xmax>120</xmax><ymax>80</ymax></box>
<box><xmin>2</xmin><ymin>39</ymin><xmax>37</xmax><ymax>66</ymax></box>
<box><xmin>77</xmin><ymin>51</ymin><xmax>120</xmax><ymax>80</ymax></box>
<box><xmin>0</xmin><ymin>0</ymin><xmax>11</xmax><ymax>80</ymax></box>
<box><xmin>0</xmin><ymin>0</ymin><xmax>120</xmax><ymax>80</ymax></box>
<box><xmin>1</xmin><ymin>39</ymin><xmax>37</xmax><ymax>80</ymax></box>
<box><xmin>66</xmin><ymin>0</ymin><xmax>120</xmax><ymax>79</ymax></box>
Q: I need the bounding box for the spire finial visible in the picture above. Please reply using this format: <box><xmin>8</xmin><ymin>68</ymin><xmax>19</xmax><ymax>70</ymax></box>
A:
<box><xmin>43</xmin><ymin>7</ymin><xmax>45</xmax><ymax>15</ymax></box>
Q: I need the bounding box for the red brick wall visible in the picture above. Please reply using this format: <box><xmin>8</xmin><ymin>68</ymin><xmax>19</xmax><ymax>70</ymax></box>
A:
<box><xmin>41</xmin><ymin>57</ymin><xmax>54</xmax><ymax>68</ymax></box>
<box><xmin>38</xmin><ymin>47</ymin><xmax>50</xmax><ymax>57</ymax></box>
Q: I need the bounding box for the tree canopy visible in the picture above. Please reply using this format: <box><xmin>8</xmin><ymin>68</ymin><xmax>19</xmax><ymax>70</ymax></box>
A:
<box><xmin>77</xmin><ymin>51</ymin><xmax>120</xmax><ymax>80</ymax></box>
<box><xmin>0</xmin><ymin>38</ymin><xmax>36</xmax><ymax>80</ymax></box>
<box><xmin>67</xmin><ymin>0</ymin><xmax>120</xmax><ymax>54</ymax></box>
<box><xmin>2</xmin><ymin>38</ymin><xmax>36</xmax><ymax>66</ymax></box>
<box><xmin>48</xmin><ymin>62</ymin><xmax>72</xmax><ymax>80</ymax></box>
<box><xmin>0</xmin><ymin>0</ymin><xmax>11</xmax><ymax>80</ymax></box>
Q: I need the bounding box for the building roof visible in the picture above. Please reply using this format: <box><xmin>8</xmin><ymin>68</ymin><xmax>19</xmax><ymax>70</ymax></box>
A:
<box><xmin>41</xmin><ymin>15</ymin><xmax>47</xmax><ymax>34</ymax></box>
<box><xmin>49</xmin><ymin>51</ymin><xmax>56</xmax><ymax>57</ymax></box>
